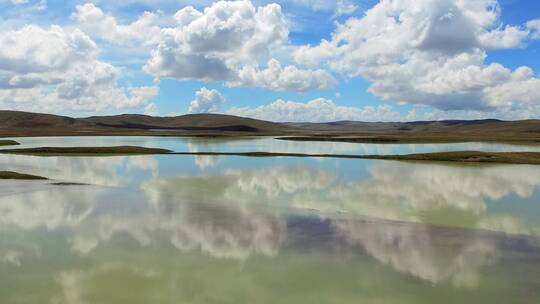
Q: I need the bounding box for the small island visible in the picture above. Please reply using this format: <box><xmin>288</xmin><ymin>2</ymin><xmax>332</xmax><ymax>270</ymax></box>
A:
<box><xmin>0</xmin><ymin>171</ymin><xmax>47</xmax><ymax>180</ymax></box>
<box><xmin>0</xmin><ymin>146</ymin><xmax>173</xmax><ymax>156</ymax></box>
<box><xmin>0</xmin><ymin>140</ymin><xmax>19</xmax><ymax>146</ymax></box>
<box><xmin>363</xmin><ymin>151</ymin><xmax>540</xmax><ymax>165</ymax></box>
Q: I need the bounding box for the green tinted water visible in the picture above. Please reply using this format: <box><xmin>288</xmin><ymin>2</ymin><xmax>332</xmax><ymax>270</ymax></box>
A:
<box><xmin>0</xmin><ymin>137</ymin><xmax>539</xmax><ymax>303</ymax></box>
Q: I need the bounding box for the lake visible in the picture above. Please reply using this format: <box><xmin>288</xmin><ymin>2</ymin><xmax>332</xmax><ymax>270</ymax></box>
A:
<box><xmin>1</xmin><ymin>136</ymin><xmax>539</xmax><ymax>303</ymax></box>
<box><xmin>4</xmin><ymin>136</ymin><xmax>540</xmax><ymax>155</ymax></box>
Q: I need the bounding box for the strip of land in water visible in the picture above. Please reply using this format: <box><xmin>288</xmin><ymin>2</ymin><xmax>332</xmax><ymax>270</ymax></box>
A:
<box><xmin>276</xmin><ymin>136</ymin><xmax>540</xmax><ymax>144</ymax></box>
<box><xmin>172</xmin><ymin>151</ymin><xmax>540</xmax><ymax>164</ymax></box>
<box><xmin>2</xmin><ymin>146</ymin><xmax>540</xmax><ymax>165</ymax></box>
<box><xmin>0</xmin><ymin>140</ymin><xmax>19</xmax><ymax>146</ymax></box>
<box><xmin>50</xmin><ymin>182</ymin><xmax>89</xmax><ymax>186</ymax></box>
<box><xmin>0</xmin><ymin>171</ymin><xmax>48</xmax><ymax>180</ymax></box>
<box><xmin>0</xmin><ymin>146</ymin><xmax>172</xmax><ymax>156</ymax></box>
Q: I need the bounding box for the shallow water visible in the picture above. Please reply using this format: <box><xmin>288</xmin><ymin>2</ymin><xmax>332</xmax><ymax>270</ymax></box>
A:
<box><xmin>1</xmin><ymin>136</ymin><xmax>540</xmax><ymax>303</ymax></box>
<box><xmin>4</xmin><ymin>135</ymin><xmax>540</xmax><ymax>155</ymax></box>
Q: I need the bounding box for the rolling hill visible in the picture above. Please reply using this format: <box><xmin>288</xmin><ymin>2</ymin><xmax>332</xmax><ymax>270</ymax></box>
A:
<box><xmin>0</xmin><ymin>111</ymin><xmax>296</xmax><ymax>136</ymax></box>
<box><xmin>1</xmin><ymin>110</ymin><xmax>540</xmax><ymax>142</ymax></box>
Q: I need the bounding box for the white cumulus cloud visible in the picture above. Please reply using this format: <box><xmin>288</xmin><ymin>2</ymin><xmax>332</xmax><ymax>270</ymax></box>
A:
<box><xmin>72</xmin><ymin>3</ymin><xmax>163</xmax><ymax>47</ymax></box>
<box><xmin>294</xmin><ymin>0</ymin><xmax>540</xmax><ymax>112</ymax></box>
<box><xmin>478</xmin><ymin>25</ymin><xmax>529</xmax><ymax>49</ymax></box>
<box><xmin>227</xmin><ymin>98</ymin><xmax>402</xmax><ymax>122</ymax></box>
<box><xmin>0</xmin><ymin>24</ymin><xmax>158</xmax><ymax>114</ymax></box>
<box><xmin>188</xmin><ymin>87</ymin><xmax>225</xmax><ymax>114</ymax></box>
<box><xmin>527</xmin><ymin>19</ymin><xmax>540</xmax><ymax>38</ymax></box>
<box><xmin>144</xmin><ymin>0</ymin><xmax>336</xmax><ymax>92</ymax></box>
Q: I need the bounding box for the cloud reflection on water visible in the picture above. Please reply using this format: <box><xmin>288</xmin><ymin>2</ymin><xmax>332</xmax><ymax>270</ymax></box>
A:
<box><xmin>1</xmin><ymin>159</ymin><xmax>540</xmax><ymax>296</ymax></box>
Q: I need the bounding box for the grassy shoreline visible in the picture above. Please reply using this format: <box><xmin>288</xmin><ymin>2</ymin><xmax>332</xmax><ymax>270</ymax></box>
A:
<box><xmin>2</xmin><ymin>145</ymin><xmax>540</xmax><ymax>165</ymax></box>
<box><xmin>276</xmin><ymin>136</ymin><xmax>540</xmax><ymax>144</ymax></box>
<box><xmin>0</xmin><ymin>146</ymin><xmax>173</xmax><ymax>156</ymax></box>
<box><xmin>171</xmin><ymin>151</ymin><xmax>540</xmax><ymax>164</ymax></box>
<box><xmin>3</xmin><ymin>134</ymin><xmax>540</xmax><ymax>144</ymax></box>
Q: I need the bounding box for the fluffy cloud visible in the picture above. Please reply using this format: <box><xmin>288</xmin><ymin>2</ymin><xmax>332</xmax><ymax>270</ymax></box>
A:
<box><xmin>0</xmin><ymin>25</ymin><xmax>158</xmax><ymax>113</ymax></box>
<box><xmin>478</xmin><ymin>25</ymin><xmax>529</xmax><ymax>49</ymax></box>
<box><xmin>144</xmin><ymin>0</ymin><xmax>336</xmax><ymax>92</ymax></box>
<box><xmin>0</xmin><ymin>25</ymin><xmax>97</xmax><ymax>76</ymax></box>
<box><xmin>227</xmin><ymin>98</ymin><xmax>402</xmax><ymax>122</ymax></box>
<box><xmin>188</xmin><ymin>87</ymin><xmax>225</xmax><ymax>114</ymax></box>
<box><xmin>528</xmin><ymin>19</ymin><xmax>540</xmax><ymax>38</ymax></box>
<box><xmin>234</xmin><ymin>59</ymin><xmax>336</xmax><ymax>91</ymax></box>
<box><xmin>5</xmin><ymin>0</ymin><xmax>540</xmax><ymax>118</ymax></box>
<box><xmin>226</xmin><ymin>94</ymin><xmax>540</xmax><ymax>123</ymax></box>
<box><xmin>72</xmin><ymin>3</ymin><xmax>162</xmax><ymax>46</ymax></box>
<box><xmin>294</xmin><ymin>0</ymin><xmax>540</xmax><ymax>112</ymax></box>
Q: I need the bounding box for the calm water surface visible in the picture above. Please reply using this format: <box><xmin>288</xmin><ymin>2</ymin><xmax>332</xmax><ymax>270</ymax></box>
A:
<box><xmin>0</xmin><ymin>136</ymin><xmax>539</xmax><ymax>303</ymax></box>
<box><xmin>3</xmin><ymin>135</ymin><xmax>540</xmax><ymax>154</ymax></box>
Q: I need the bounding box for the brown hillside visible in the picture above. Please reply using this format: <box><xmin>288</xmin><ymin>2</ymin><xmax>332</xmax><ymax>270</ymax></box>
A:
<box><xmin>0</xmin><ymin>110</ymin><xmax>539</xmax><ymax>141</ymax></box>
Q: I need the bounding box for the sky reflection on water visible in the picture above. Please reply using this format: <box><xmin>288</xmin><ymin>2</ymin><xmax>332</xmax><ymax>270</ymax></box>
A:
<box><xmin>4</xmin><ymin>136</ymin><xmax>540</xmax><ymax>156</ymax></box>
<box><xmin>1</xmin><ymin>137</ymin><xmax>540</xmax><ymax>303</ymax></box>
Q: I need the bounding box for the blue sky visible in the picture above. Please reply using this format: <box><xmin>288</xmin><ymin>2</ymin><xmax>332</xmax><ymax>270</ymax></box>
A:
<box><xmin>0</xmin><ymin>0</ymin><xmax>540</xmax><ymax>121</ymax></box>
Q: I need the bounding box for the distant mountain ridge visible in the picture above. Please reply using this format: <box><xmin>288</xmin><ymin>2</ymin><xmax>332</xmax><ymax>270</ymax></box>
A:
<box><xmin>1</xmin><ymin>110</ymin><xmax>539</xmax><ymax>141</ymax></box>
